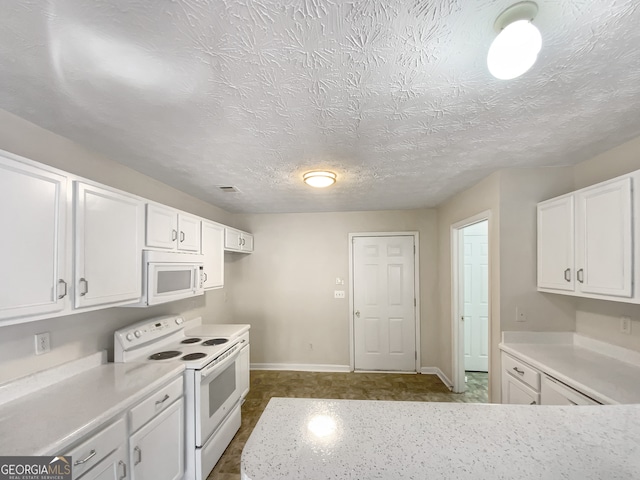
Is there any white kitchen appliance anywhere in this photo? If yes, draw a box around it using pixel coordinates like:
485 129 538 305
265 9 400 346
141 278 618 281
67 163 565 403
114 315 250 480
128 250 205 307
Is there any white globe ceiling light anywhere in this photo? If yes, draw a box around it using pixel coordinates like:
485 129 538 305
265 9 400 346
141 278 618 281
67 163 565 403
303 171 337 188
487 2 542 80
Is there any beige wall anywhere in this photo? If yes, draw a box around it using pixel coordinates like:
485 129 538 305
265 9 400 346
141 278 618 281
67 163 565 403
499 168 576 334
228 209 438 368
572 135 640 351
436 173 501 399
0 109 234 384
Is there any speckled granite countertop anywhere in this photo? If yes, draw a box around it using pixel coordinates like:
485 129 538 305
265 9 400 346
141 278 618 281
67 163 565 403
241 398 640 480
0 358 183 456
499 332 640 404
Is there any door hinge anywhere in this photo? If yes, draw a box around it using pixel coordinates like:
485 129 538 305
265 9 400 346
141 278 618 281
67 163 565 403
415 351 417 360
414 298 416 307
413 245 416 254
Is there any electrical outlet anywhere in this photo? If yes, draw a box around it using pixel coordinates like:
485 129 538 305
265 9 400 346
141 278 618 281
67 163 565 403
620 316 632 335
35 332 51 355
516 307 526 323
334 290 345 299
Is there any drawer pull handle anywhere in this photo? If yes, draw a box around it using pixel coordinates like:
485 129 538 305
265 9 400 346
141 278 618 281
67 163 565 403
563 268 571 282
513 367 525 376
134 446 142 465
58 279 68 299
577 268 584 284
530 400 537 405
155 394 170 406
180 231 185 243
79 278 89 296
74 449 96 465
171 229 178 241
118 460 127 479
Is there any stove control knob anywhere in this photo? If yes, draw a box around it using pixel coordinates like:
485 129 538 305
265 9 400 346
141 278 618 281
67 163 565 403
134 330 142 339
126 333 134 342
175 317 183 325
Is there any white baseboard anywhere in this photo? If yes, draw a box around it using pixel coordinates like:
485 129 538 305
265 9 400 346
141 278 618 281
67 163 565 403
250 363 351 373
420 367 453 390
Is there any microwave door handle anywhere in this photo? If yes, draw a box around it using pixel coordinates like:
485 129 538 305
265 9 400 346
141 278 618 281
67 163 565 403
201 345 241 380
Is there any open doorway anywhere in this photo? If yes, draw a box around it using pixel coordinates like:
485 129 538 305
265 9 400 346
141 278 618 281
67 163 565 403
451 213 490 401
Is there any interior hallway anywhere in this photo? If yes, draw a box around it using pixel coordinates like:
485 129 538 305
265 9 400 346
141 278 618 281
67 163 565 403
208 370 489 480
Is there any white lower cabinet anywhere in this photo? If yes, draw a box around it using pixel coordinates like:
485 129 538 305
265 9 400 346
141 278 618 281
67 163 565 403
78 446 128 480
128 376 184 480
501 353 540 405
540 375 601 405
65 418 127 480
129 399 184 480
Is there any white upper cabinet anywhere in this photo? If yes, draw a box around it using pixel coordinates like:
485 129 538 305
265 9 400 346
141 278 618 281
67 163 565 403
537 173 636 302
201 220 224 289
0 154 69 320
575 177 633 297
537 195 574 291
146 204 201 252
74 182 144 308
224 227 253 253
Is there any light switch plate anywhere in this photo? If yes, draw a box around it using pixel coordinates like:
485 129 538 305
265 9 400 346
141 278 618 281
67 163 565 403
621 316 632 335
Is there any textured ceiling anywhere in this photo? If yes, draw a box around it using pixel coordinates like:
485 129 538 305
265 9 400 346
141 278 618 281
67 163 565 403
1 1 640 213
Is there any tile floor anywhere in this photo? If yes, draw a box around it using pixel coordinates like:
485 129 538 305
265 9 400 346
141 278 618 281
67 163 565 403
207 370 488 480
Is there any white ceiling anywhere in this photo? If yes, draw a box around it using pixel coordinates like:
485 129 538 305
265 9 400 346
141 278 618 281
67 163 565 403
1 1 640 213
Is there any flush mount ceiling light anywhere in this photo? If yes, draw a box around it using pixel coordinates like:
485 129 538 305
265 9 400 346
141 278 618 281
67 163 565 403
303 171 337 188
487 2 542 80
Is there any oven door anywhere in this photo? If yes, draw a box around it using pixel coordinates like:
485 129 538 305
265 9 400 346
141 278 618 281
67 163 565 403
195 345 242 446
147 263 203 305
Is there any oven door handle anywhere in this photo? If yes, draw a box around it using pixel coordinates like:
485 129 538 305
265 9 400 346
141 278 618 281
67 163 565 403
200 341 244 380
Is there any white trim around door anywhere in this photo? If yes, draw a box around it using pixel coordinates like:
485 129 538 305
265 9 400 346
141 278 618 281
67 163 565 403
451 211 492 397
348 232 421 372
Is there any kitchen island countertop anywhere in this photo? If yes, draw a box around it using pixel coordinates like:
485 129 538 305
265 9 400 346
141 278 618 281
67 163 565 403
241 397 640 480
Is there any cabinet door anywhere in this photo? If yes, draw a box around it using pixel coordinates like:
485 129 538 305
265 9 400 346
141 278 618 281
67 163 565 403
77 446 128 480
237 344 250 399
241 233 254 252
74 183 144 308
224 228 243 251
177 213 200 252
201 221 224 289
130 398 184 480
537 195 574 291
502 373 539 405
0 157 68 320
576 177 632 297
146 204 178 250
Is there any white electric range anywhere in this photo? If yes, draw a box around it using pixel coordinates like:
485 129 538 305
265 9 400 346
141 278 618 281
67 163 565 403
114 315 250 480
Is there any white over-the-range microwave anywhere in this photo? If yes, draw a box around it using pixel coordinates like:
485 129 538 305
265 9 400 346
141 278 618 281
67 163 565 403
128 250 205 307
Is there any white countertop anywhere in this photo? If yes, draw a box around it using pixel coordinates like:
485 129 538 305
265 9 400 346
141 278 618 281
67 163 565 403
241 398 640 480
499 332 640 404
0 360 183 456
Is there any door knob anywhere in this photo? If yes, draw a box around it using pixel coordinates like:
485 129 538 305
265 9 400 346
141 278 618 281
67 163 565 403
355 310 360 318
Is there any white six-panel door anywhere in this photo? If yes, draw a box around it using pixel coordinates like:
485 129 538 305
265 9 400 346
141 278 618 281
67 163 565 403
353 236 416 372
463 221 489 372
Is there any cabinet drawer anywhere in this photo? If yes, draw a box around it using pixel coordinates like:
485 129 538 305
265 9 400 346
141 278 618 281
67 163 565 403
502 353 540 391
65 417 126 479
129 376 183 433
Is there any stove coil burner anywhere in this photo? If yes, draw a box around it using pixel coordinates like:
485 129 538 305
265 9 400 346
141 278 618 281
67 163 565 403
181 338 202 344
149 351 182 360
182 352 207 361
202 338 228 346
